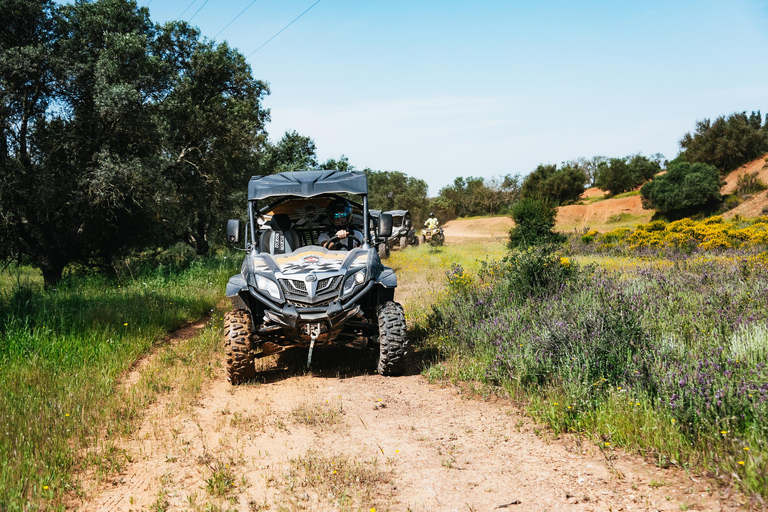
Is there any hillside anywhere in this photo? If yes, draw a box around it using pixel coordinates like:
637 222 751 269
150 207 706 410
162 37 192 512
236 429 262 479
722 153 768 219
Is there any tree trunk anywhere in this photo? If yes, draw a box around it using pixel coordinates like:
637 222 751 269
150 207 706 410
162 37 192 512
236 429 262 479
194 220 209 256
40 261 65 290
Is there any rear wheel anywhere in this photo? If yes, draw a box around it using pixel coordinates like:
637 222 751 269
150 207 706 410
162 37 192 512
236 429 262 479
223 309 256 384
411 235 419 246
376 301 408 376
419 234 426 245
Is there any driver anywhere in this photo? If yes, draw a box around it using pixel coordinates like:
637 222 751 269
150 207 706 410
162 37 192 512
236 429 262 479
319 198 364 250
425 211 439 229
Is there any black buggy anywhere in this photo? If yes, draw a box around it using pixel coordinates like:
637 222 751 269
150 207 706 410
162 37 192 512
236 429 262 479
385 209 419 250
224 170 408 383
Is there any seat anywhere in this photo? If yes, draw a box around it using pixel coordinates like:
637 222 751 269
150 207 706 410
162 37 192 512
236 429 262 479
260 214 301 254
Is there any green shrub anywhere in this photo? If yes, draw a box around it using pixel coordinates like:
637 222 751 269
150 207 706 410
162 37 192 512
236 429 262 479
508 198 564 248
736 173 768 197
640 161 722 216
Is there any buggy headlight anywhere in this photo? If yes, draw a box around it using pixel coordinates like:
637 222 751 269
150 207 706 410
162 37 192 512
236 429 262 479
342 270 366 297
256 276 281 301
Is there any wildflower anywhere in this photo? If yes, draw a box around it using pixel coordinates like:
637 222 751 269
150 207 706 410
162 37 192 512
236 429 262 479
332 470 337 474
43 486 48 490
671 419 675 423
395 449 400 453
744 447 750 451
553 402 558 406
721 431 727 435
124 323 128 326
738 461 745 465
65 413 70 417
605 442 611 446
567 406 571 409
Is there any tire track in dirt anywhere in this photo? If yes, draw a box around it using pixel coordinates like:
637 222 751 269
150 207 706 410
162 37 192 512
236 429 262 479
77 343 744 511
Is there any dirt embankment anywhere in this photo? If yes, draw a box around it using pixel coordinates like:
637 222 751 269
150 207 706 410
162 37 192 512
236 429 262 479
441 216 513 240
556 194 653 231
722 154 768 219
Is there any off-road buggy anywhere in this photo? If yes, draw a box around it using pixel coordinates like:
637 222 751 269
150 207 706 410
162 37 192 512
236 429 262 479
224 170 408 383
369 209 391 260
385 210 419 250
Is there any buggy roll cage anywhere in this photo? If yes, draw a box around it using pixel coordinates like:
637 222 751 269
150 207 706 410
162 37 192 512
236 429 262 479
245 170 372 252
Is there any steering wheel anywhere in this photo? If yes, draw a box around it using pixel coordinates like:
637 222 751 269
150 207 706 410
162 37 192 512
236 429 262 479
325 234 364 250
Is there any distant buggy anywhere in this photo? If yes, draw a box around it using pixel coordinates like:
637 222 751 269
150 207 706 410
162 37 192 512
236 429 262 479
385 210 419 250
224 170 408 383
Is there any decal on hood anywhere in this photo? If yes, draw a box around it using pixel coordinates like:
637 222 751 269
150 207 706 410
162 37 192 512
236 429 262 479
273 252 345 275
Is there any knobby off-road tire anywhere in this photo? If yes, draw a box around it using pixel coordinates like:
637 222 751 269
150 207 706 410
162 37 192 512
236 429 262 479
378 243 389 260
411 235 420 247
377 301 408 376
419 234 426 245
399 236 409 250
223 309 256 384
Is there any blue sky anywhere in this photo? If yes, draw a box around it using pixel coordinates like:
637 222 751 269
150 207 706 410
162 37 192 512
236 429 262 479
141 0 768 194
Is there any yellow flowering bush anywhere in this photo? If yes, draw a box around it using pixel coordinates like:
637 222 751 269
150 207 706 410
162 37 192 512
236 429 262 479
587 216 768 253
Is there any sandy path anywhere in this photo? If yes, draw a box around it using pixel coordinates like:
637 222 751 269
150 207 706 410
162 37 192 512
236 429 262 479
77 347 743 511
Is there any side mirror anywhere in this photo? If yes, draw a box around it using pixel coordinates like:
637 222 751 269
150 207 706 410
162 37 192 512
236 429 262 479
378 213 393 238
226 219 241 244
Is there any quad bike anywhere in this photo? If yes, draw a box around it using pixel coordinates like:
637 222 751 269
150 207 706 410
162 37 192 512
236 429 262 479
420 227 444 246
385 210 419 250
224 170 408 384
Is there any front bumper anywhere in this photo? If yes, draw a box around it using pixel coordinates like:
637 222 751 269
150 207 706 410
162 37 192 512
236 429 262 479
253 280 374 331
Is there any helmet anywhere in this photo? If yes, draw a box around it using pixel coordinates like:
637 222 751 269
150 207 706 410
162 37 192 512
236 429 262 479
429 212 435 217
328 198 352 228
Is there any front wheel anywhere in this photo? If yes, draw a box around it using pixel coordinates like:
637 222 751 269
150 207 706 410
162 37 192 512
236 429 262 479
223 310 256 384
419 234 426 245
377 301 408 376
399 236 409 250
377 243 388 260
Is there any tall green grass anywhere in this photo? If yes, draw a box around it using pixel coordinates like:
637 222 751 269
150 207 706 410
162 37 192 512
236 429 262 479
408 245 768 502
0 254 239 510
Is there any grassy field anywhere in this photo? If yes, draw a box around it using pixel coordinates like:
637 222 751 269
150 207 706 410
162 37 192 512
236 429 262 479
0 255 239 510
403 242 768 501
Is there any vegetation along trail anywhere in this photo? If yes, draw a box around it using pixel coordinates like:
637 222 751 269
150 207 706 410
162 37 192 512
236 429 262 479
74 236 743 512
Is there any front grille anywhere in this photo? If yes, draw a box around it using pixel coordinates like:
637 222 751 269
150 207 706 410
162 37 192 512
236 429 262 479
317 275 342 293
293 297 336 309
279 279 308 296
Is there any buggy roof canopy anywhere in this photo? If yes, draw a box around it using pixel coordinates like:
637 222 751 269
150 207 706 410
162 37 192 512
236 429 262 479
248 170 368 201
384 210 409 217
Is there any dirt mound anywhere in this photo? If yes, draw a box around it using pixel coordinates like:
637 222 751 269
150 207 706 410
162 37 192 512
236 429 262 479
442 216 513 238
721 153 768 219
721 154 768 195
580 187 605 199
557 195 653 230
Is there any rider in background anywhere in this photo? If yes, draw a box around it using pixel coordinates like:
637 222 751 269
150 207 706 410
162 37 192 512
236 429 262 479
319 198 364 250
425 211 439 229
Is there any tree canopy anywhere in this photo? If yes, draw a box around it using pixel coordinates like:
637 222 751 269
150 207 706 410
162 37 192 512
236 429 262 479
680 111 768 174
0 0 269 285
520 163 587 204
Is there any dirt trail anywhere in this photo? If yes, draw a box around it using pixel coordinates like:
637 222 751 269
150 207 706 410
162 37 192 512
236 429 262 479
76 247 744 511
